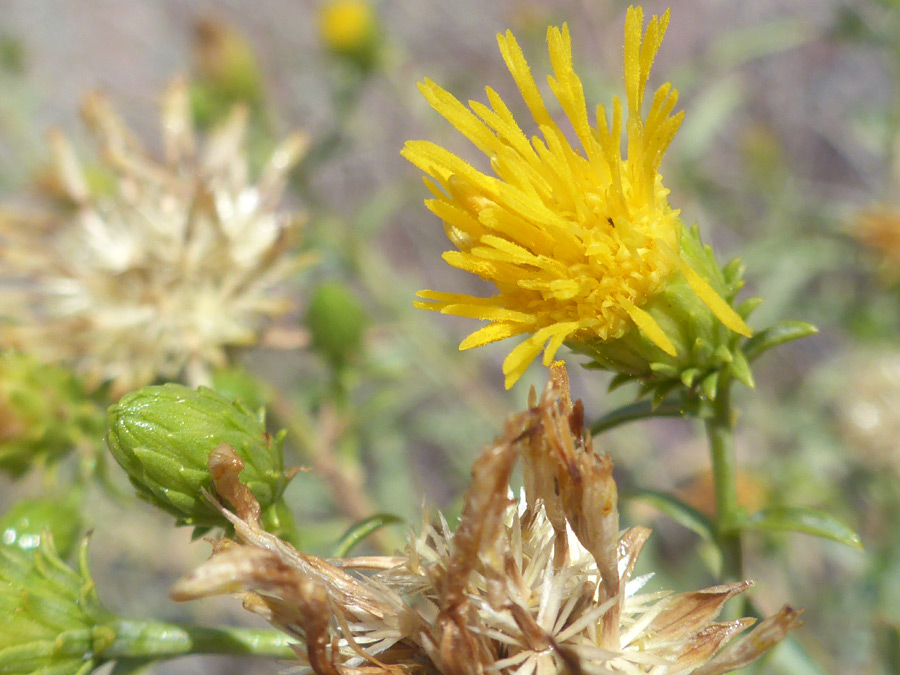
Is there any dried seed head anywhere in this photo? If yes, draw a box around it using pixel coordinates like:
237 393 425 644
172 367 800 674
0 79 309 396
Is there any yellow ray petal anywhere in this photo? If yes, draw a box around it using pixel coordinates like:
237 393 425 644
460 321 530 350
622 299 676 356
673 258 752 337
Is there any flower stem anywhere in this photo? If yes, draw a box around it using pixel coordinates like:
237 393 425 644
704 372 744 590
103 619 296 662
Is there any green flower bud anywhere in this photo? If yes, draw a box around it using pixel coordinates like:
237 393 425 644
0 492 83 559
306 281 367 368
570 225 756 402
0 352 105 477
107 385 290 529
0 537 114 675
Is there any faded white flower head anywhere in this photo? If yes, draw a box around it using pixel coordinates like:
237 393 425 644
171 365 802 674
0 78 309 395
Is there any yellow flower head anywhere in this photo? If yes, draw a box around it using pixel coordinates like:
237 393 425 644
317 0 377 55
404 7 751 388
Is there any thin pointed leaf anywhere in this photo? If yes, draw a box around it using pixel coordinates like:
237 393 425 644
743 506 862 549
743 321 818 361
607 373 634 391
589 399 687 435
624 488 716 543
333 513 403 557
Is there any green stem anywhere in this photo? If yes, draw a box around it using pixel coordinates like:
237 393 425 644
703 371 744 589
103 619 296 661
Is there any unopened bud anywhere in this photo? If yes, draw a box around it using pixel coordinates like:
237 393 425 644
306 281 367 368
107 384 290 529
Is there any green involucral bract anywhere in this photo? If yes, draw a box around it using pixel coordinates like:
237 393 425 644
107 384 290 529
0 537 114 675
568 223 756 403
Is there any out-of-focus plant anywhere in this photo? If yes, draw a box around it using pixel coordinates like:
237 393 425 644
0 351 104 477
0 79 310 396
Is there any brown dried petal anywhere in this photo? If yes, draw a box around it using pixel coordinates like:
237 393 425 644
440 437 518 612
617 526 652 585
169 544 297 602
648 582 753 643
692 605 804 675
295 578 342 675
670 619 755 671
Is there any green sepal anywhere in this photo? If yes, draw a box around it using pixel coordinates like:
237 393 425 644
701 371 719 400
680 367 701 388
742 506 863 549
742 320 819 362
736 296 763 319
729 349 755 389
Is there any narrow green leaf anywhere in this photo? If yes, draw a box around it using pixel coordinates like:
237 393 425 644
333 513 403 557
624 488 716 543
743 506 862 549
743 321 818 361
589 400 687 435
607 373 633 392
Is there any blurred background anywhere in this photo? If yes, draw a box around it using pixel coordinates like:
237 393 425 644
1 0 899 672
